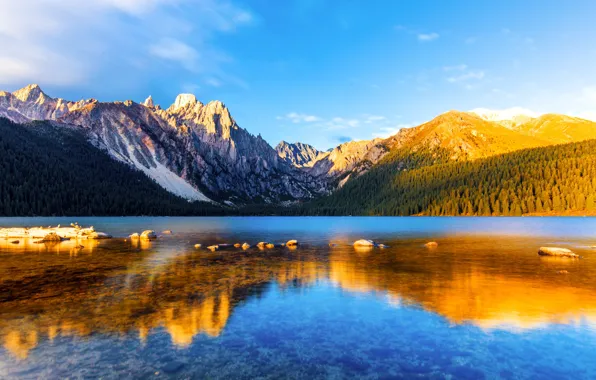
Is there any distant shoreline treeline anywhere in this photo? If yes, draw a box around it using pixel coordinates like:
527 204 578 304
2 117 596 217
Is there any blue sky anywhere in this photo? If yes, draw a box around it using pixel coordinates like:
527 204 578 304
1 0 596 149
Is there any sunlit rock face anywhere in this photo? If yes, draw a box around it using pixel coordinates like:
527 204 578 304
0 85 329 203
309 139 389 179
0 84 94 122
276 139 389 187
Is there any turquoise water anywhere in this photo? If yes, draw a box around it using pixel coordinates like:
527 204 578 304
1 217 596 379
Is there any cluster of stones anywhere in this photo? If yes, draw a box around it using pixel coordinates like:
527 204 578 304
129 230 158 241
195 239 300 252
0 223 112 244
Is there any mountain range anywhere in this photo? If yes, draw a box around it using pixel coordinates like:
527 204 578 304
2 84 596 214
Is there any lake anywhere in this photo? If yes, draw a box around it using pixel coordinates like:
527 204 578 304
1 217 596 379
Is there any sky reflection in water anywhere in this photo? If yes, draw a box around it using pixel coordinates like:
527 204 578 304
1 217 596 379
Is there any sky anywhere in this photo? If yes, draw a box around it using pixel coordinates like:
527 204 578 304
1 0 596 150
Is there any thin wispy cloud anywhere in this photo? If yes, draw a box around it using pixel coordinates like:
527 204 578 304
205 78 223 87
417 32 439 42
447 70 485 83
149 38 200 71
278 111 410 140
277 112 321 123
443 64 468 72
395 25 439 43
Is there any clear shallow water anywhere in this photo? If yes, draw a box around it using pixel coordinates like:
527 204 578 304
1 217 596 379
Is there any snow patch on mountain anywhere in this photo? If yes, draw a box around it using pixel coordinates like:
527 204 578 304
141 161 211 202
108 126 212 203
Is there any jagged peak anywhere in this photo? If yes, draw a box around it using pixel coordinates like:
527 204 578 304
142 95 154 108
171 93 197 110
205 100 226 110
12 83 50 102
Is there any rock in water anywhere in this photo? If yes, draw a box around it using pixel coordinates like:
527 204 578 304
10 240 19 244
234 243 241 248
89 232 112 239
162 361 184 374
41 232 63 242
242 243 251 250
194 244 202 249
538 247 580 258
286 240 299 247
425 242 438 248
378 244 390 248
353 239 376 247
140 230 157 240
129 233 140 239
256 242 268 249
266 243 275 249
207 245 219 251
162 230 173 235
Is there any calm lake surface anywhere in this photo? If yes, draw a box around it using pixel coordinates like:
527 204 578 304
1 217 596 379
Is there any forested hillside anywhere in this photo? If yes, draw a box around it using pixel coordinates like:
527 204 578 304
0 118 221 216
303 139 596 216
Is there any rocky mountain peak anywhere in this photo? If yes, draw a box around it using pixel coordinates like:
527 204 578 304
276 141 324 168
142 95 154 108
171 93 197 111
12 84 49 103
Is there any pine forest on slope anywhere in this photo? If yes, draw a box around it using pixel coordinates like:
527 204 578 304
2 84 596 216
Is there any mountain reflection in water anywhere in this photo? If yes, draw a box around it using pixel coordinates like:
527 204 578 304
1 232 596 363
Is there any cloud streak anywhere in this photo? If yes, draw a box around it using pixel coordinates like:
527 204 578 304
0 0 254 87
277 111 413 139
417 32 439 42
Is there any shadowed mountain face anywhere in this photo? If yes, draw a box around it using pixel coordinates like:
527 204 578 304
0 85 328 204
275 141 325 168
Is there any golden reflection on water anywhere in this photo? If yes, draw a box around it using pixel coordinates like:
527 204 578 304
1 235 596 359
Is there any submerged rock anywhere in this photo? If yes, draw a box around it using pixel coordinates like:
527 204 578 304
162 361 185 374
207 245 219 251
162 230 173 235
538 247 579 258
378 244 390 248
425 242 438 248
140 230 157 240
10 240 19 244
234 243 241 248
218 244 233 248
194 243 202 249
